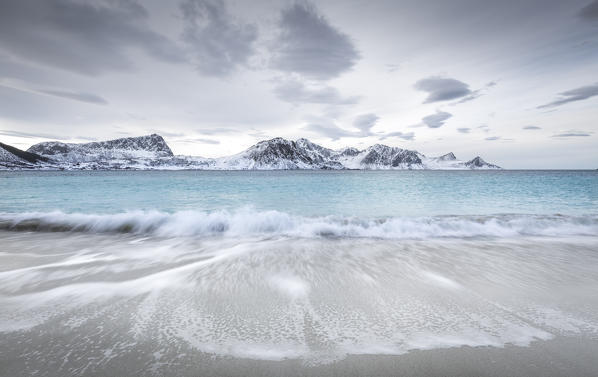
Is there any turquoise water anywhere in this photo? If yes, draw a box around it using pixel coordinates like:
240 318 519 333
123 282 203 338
1 170 597 216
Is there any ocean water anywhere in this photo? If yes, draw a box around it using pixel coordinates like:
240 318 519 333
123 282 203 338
1 170 598 376
1 170 597 216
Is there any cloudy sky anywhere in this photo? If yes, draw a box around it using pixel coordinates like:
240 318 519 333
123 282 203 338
0 0 597 168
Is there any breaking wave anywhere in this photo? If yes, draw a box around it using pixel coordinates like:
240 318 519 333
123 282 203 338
0 209 597 239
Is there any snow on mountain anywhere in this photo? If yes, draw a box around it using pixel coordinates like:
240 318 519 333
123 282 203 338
2 134 502 170
337 144 425 169
212 138 343 170
435 152 457 161
27 134 173 166
464 156 501 169
0 142 52 169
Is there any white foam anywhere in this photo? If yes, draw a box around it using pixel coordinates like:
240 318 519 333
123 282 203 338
0 209 596 239
269 275 310 299
1 235 597 364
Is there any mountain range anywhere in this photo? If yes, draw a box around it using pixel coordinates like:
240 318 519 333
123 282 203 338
0 134 501 170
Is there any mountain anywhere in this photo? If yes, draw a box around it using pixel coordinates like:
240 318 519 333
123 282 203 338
26 134 174 169
1 134 502 170
464 156 501 169
212 138 343 170
0 142 51 169
336 144 425 169
435 152 456 161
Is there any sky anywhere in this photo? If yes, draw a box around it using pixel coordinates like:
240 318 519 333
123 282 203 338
0 0 597 168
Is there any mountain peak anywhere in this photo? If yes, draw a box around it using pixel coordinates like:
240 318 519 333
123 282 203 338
437 152 457 161
465 156 501 169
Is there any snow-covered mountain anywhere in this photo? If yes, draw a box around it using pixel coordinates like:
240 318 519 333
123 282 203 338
25 134 173 169
0 142 52 169
1 134 501 170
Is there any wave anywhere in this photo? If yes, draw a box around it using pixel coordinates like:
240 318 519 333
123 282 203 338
0 209 597 239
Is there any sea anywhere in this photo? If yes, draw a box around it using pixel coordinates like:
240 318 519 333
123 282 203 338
0 170 597 376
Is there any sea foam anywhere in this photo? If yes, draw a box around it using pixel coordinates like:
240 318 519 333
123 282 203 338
0 209 596 239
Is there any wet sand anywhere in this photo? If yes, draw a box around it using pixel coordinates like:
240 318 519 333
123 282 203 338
2 336 598 376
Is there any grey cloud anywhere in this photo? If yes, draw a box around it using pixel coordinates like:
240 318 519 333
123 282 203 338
414 77 472 103
478 125 490 133
523 126 542 130
272 2 360 80
179 137 220 144
0 81 108 105
248 129 269 139
38 89 108 105
552 131 591 137
196 138 220 144
538 83 598 108
196 127 238 135
579 0 598 21
306 113 415 141
303 113 377 140
386 64 400 73
150 130 186 138
422 111 452 128
454 90 482 104
457 128 470 133
0 0 184 75
379 131 415 141
303 123 356 141
453 80 497 104
353 113 379 133
0 129 69 140
484 136 514 141
180 0 257 76
273 79 359 105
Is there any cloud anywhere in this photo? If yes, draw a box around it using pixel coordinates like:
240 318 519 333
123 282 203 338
422 111 452 128
0 129 69 140
196 127 239 135
0 0 184 75
353 113 379 133
414 77 472 103
485 136 514 142
379 131 415 141
178 137 220 144
303 113 376 140
272 2 359 80
180 0 258 76
454 91 482 104
305 113 415 141
303 123 356 141
457 128 470 133
150 130 186 138
273 79 359 105
523 126 542 130
196 138 220 144
538 83 598 108
37 89 108 105
0 80 108 105
386 64 400 73
552 131 591 137
579 0 598 21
